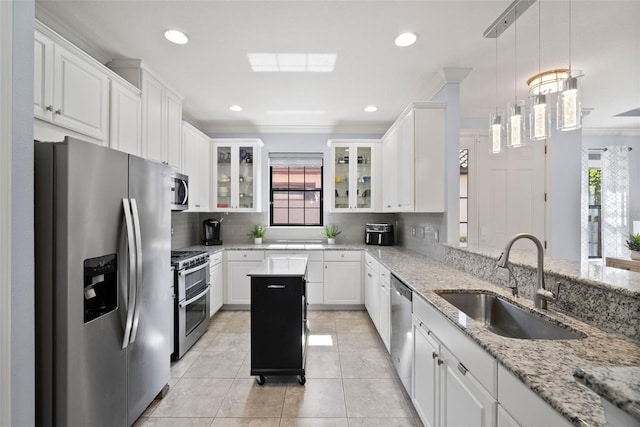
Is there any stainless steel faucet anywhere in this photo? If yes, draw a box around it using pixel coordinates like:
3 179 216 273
496 233 557 309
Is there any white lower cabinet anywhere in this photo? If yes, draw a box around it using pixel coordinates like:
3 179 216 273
226 251 265 305
498 364 572 427
209 252 223 317
364 263 380 329
413 294 497 427
439 345 496 427
498 404 520 427
378 267 391 351
323 251 362 304
413 316 440 427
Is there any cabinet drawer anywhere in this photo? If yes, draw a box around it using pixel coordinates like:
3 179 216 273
413 294 497 397
226 250 265 261
324 250 361 262
364 253 380 274
209 251 223 265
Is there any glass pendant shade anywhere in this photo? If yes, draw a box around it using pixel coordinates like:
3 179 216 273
557 76 582 131
490 113 505 154
507 102 527 148
529 94 550 140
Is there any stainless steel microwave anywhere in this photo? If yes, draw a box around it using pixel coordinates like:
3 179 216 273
171 172 189 211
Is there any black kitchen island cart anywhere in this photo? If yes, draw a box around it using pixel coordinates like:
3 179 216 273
247 255 309 385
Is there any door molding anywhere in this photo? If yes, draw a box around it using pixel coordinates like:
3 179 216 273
0 1 13 424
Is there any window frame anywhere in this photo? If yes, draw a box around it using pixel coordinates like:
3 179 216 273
269 164 324 227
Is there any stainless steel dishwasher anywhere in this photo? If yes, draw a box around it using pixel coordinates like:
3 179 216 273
390 274 412 394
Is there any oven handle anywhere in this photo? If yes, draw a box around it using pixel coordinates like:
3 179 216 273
121 199 136 349
179 285 210 308
178 260 210 277
129 198 143 344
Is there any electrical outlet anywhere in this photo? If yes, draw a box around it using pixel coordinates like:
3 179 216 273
421 227 426 238
171 227 174 236
412 227 416 236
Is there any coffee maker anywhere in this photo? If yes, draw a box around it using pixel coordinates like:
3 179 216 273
202 219 223 245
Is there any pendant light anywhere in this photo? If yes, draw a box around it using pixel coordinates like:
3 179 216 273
490 34 505 154
557 0 582 131
529 0 550 141
507 5 526 148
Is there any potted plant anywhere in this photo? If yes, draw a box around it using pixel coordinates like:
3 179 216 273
625 233 640 260
248 225 266 245
325 224 341 245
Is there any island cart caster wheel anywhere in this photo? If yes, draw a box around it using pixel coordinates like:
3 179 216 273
298 375 306 385
256 376 266 385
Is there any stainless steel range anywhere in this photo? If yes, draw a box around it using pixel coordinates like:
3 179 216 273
171 250 210 359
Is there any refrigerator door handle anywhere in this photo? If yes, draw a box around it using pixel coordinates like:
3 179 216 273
129 198 143 343
122 198 137 349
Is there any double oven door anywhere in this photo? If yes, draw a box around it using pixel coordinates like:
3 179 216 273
175 261 210 359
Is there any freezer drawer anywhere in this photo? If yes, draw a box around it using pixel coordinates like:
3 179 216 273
250 276 308 383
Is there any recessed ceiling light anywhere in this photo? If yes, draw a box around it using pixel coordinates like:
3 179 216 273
164 29 189 45
395 32 417 47
364 105 378 113
229 105 243 112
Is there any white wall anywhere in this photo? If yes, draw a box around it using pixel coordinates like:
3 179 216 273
10 1 35 425
431 82 462 245
0 1 13 424
548 128 583 261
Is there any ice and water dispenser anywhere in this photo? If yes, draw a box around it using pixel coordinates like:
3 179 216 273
83 254 118 323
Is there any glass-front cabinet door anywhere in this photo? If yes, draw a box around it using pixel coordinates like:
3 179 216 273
328 139 380 212
212 139 263 212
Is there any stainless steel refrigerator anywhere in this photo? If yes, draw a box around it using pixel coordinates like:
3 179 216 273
35 137 172 426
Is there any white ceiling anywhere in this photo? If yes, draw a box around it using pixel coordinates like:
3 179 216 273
36 0 640 134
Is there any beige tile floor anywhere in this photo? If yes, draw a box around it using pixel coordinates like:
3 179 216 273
135 310 423 427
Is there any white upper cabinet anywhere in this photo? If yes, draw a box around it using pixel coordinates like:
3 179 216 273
34 25 110 143
109 79 142 156
211 139 263 212
108 60 184 170
182 122 210 212
328 139 381 212
382 102 445 212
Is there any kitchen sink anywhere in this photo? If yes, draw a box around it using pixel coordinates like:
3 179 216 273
435 291 586 340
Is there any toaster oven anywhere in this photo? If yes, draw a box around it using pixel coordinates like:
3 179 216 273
365 223 394 246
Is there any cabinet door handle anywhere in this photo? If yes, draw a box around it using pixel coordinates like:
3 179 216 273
367 273 372 278
457 362 468 375
55 108 62 115
45 105 53 112
432 352 438 359
437 359 444 366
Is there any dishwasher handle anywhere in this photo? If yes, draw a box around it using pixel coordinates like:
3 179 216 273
391 274 412 301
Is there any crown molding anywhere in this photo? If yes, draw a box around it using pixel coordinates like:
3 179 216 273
35 5 112 65
198 120 391 135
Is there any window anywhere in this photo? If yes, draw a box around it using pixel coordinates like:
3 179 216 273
270 154 323 226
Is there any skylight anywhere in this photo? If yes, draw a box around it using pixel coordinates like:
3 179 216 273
248 53 336 72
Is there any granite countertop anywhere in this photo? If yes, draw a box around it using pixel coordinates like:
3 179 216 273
247 254 308 277
574 366 640 421
182 242 368 253
367 246 640 427
178 243 640 426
